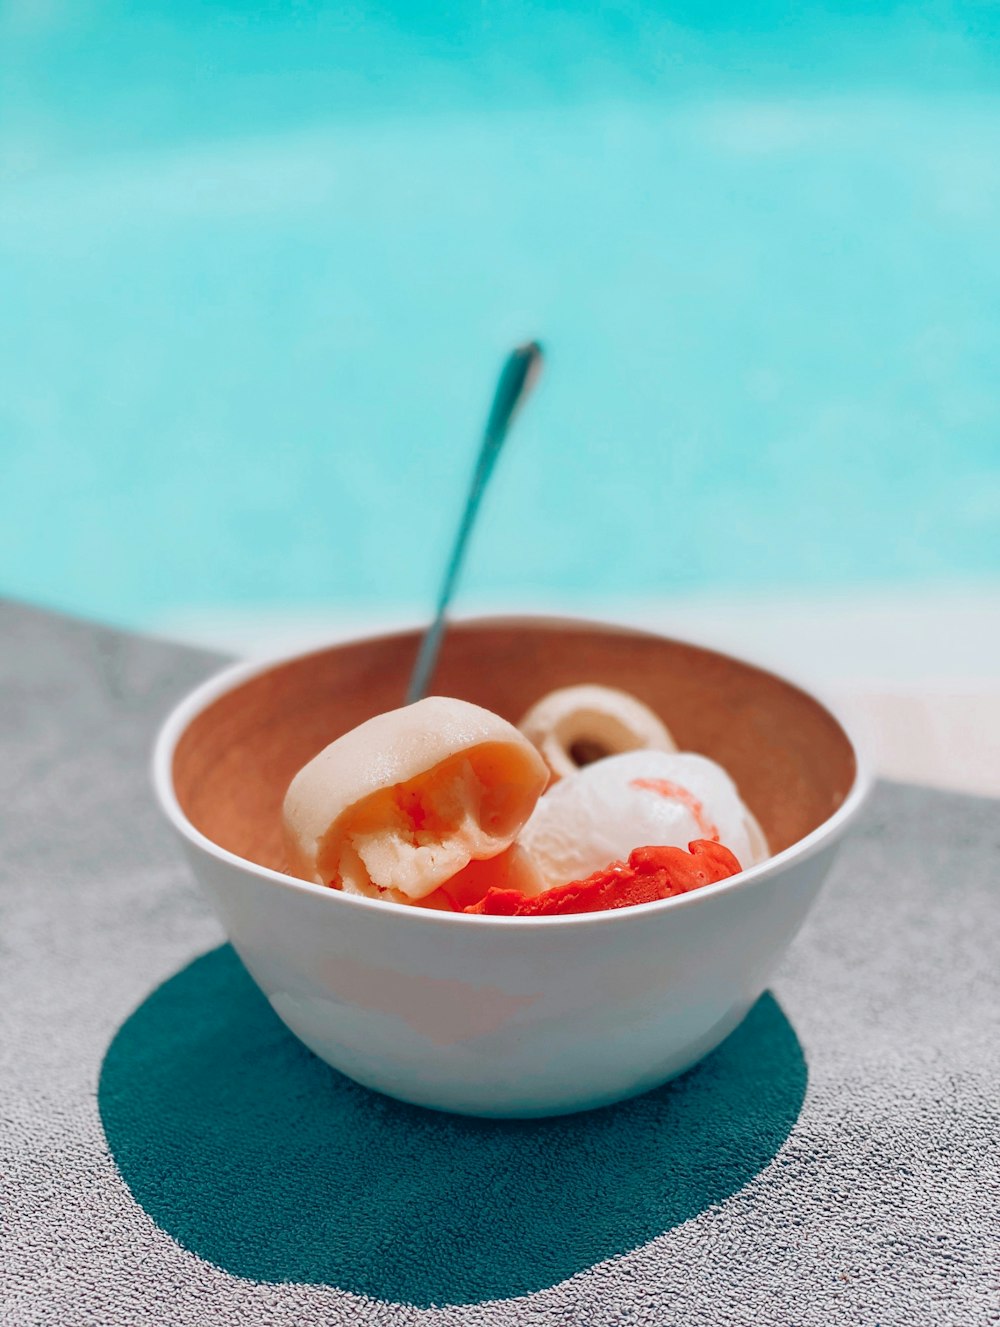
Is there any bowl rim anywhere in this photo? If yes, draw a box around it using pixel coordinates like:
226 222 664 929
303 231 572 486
152 612 874 929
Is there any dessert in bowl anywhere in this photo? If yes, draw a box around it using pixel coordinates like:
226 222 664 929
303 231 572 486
153 616 870 1117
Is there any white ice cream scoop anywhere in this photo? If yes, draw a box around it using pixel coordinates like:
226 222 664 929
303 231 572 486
519 684 676 782
283 696 548 901
517 749 769 889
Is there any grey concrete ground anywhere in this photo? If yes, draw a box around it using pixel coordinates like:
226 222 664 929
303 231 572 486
2 599 997 1326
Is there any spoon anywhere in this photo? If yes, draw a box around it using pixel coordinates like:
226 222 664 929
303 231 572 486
405 340 545 704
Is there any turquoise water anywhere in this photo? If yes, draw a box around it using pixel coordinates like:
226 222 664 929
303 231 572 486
2 4 999 630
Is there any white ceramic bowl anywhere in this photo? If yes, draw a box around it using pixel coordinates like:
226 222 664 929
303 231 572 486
153 616 870 1118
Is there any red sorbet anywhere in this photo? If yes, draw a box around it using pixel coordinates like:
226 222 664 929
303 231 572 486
466 839 742 916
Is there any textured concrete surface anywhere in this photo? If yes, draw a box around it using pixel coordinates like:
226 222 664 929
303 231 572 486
1 599 997 1325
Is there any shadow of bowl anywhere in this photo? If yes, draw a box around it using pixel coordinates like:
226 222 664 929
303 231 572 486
100 944 806 1306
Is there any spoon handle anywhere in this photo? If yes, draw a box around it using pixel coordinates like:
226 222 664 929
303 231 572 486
406 340 544 704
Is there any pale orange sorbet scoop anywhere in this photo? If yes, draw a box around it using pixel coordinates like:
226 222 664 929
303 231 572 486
282 696 548 904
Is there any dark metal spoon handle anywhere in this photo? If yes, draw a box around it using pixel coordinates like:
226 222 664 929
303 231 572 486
405 341 544 704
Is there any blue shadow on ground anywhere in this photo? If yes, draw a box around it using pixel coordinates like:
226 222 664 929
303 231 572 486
99 944 806 1306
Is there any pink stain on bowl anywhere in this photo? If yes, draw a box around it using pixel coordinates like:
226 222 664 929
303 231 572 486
318 954 540 1047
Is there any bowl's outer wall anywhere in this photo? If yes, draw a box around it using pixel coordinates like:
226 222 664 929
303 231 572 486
182 835 841 1116
172 620 857 876
166 618 860 1115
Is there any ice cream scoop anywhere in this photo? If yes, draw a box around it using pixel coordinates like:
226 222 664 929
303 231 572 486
283 696 548 901
518 749 769 890
519 684 676 782
469 840 743 916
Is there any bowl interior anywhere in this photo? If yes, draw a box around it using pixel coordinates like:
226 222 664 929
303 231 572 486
172 618 858 875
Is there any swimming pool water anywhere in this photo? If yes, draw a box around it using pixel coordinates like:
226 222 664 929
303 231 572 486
2 4 998 632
